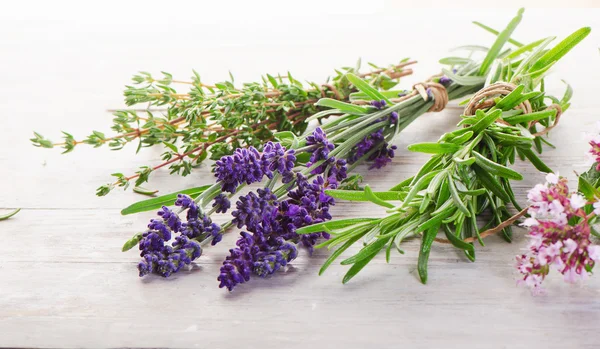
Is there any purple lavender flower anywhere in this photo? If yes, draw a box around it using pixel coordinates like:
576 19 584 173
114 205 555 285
212 194 231 214
398 90 409 97
137 194 220 277
231 188 279 234
370 99 387 110
217 231 259 291
326 158 348 189
157 206 181 233
219 170 346 291
262 141 296 179
369 144 397 170
306 127 335 173
439 76 452 86
426 88 434 100
254 239 298 277
138 235 202 278
214 146 264 193
389 111 399 124
349 129 385 163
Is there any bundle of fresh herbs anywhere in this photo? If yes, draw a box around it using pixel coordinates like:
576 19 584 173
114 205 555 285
296 13 590 287
31 61 414 196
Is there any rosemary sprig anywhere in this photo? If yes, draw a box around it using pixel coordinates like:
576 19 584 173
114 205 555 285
296 12 590 285
31 60 414 196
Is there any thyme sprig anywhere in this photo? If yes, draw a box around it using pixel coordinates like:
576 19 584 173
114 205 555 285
295 11 590 285
31 60 414 196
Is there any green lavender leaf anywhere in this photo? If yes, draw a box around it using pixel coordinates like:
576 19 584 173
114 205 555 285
345 73 392 104
561 80 573 105
504 38 548 60
324 189 403 202
314 98 370 115
472 20 524 47
364 185 395 209
441 69 486 86
407 142 460 154
478 8 524 75
121 185 212 215
295 218 378 235
0 208 20 221
439 57 474 65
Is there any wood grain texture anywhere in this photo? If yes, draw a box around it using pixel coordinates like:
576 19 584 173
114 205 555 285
2 4 600 349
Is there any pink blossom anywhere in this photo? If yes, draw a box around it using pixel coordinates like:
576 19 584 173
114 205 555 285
569 194 586 210
517 176 600 294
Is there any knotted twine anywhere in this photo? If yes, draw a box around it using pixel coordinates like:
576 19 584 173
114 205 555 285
435 82 563 244
352 80 449 113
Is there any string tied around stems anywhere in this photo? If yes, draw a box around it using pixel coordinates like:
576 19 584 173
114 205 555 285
463 82 562 136
351 79 449 113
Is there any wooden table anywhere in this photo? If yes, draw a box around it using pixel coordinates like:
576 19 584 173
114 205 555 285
2 4 600 348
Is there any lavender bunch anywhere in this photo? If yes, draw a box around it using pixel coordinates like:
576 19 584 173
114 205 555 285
31 60 414 196
297 10 590 285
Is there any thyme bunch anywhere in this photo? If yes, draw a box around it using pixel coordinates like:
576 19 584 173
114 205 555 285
31 60 414 196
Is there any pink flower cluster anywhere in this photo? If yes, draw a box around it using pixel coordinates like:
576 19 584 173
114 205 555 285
589 132 600 170
517 173 600 293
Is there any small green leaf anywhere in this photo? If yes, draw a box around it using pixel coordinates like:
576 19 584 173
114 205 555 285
319 234 362 275
122 233 143 252
295 218 378 235
314 98 369 115
0 208 21 221
472 151 523 180
472 165 511 202
447 174 470 216
133 186 159 196
407 142 460 154
121 185 212 215
418 224 440 284
443 225 475 261
530 27 591 73
364 185 395 209
345 73 392 104
342 249 379 284
325 189 403 202
503 109 556 125
472 109 503 133
441 69 486 86
478 8 524 75
578 173 600 201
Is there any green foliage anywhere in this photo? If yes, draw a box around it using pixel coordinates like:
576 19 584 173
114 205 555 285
309 11 589 285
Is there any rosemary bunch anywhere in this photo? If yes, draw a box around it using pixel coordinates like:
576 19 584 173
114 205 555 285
31 60 414 196
296 13 590 285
